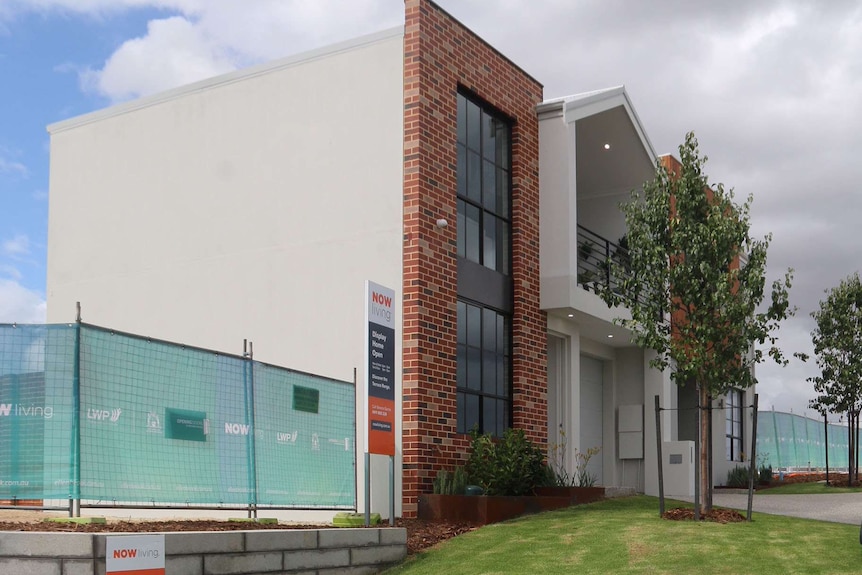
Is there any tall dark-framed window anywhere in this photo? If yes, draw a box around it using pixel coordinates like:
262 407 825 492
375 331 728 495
455 91 513 437
726 389 743 461
456 299 510 437
456 92 511 274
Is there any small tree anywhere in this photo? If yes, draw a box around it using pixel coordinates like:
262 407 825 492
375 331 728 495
600 132 794 514
808 273 862 486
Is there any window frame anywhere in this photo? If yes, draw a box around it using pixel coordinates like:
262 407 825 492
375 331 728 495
456 298 512 437
456 91 513 275
726 389 744 462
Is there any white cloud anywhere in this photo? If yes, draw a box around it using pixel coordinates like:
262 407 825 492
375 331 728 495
0 279 46 323
81 15 237 101
75 0 399 102
2 234 31 258
0 156 27 177
0 264 22 280
2 0 203 18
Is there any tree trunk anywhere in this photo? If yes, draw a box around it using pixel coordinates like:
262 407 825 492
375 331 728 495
698 385 710 513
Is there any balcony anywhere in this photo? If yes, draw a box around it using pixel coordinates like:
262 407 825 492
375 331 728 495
577 224 630 297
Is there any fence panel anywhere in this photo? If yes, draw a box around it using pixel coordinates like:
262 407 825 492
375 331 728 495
0 324 77 500
78 325 251 504
758 411 856 470
253 363 355 508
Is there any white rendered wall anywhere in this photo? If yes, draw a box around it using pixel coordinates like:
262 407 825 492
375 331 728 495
47 29 405 519
538 108 576 311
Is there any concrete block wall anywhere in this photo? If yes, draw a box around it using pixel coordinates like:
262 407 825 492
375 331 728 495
0 527 407 574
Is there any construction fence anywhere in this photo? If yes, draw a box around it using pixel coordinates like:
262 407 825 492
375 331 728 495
0 323 355 510
757 410 858 471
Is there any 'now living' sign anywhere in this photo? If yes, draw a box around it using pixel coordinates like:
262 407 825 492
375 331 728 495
366 281 396 456
106 534 165 575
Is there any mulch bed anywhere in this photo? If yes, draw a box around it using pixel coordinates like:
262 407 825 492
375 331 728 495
662 507 746 523
0 517 476 555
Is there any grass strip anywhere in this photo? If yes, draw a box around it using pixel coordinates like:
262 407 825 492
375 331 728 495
385 496 861 575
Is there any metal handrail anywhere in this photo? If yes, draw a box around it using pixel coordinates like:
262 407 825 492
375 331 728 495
576 224 630 296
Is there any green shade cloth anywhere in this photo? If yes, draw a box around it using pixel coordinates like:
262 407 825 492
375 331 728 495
0 323 355 509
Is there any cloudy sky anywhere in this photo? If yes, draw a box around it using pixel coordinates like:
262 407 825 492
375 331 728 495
1 0 859 417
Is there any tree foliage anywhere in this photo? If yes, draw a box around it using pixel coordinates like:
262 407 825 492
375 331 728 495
600 132 794 397
808 273 862 485
808 273 862 416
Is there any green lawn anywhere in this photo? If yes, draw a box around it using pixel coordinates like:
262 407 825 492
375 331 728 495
385 496 861 575
759 482 862 495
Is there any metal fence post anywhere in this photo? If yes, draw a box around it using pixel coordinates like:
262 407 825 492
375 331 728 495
244 340 258 519
747 394 758 521
655 395 665 517
71 302 82 517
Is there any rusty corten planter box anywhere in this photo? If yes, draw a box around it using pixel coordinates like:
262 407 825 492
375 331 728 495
418 494 573 525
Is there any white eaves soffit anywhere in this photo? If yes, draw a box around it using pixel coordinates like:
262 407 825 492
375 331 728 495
570 87 656 200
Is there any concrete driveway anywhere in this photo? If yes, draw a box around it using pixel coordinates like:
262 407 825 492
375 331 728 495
709 492 862 525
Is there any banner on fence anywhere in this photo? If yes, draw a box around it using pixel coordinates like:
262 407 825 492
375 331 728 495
0 322 355 509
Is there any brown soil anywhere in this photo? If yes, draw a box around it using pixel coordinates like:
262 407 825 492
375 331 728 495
0 511 475 555
662 508 746 523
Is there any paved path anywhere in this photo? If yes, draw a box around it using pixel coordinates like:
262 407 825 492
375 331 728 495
708 492 862 525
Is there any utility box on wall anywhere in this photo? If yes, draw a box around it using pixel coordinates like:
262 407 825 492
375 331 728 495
663 440 695 497
618 404 643 459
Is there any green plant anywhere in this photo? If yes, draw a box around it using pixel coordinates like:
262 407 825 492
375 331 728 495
575 446 601 487
432 465 468 495
546 428 601 487
758 464 773 485
547 426 576 487
465 428 496 494
578 240 594 262
726 465 751 488
465 427 547 496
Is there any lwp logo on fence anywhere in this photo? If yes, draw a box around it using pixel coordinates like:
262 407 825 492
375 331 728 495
107 534 164 575
366 281 396 456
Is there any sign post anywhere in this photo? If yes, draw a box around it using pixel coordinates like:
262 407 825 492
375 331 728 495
365 281 396 526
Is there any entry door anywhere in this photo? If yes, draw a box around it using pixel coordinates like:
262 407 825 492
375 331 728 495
579 355 603 485
547 336 566 450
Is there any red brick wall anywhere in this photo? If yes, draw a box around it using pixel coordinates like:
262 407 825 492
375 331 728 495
402 0 546 517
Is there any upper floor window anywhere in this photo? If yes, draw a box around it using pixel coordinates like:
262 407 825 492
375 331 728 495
456 92 511 274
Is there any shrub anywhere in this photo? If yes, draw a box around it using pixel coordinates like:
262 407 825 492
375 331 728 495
726 466 751 488
432 465 468 495
758 464 773 485
466 427 548 496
